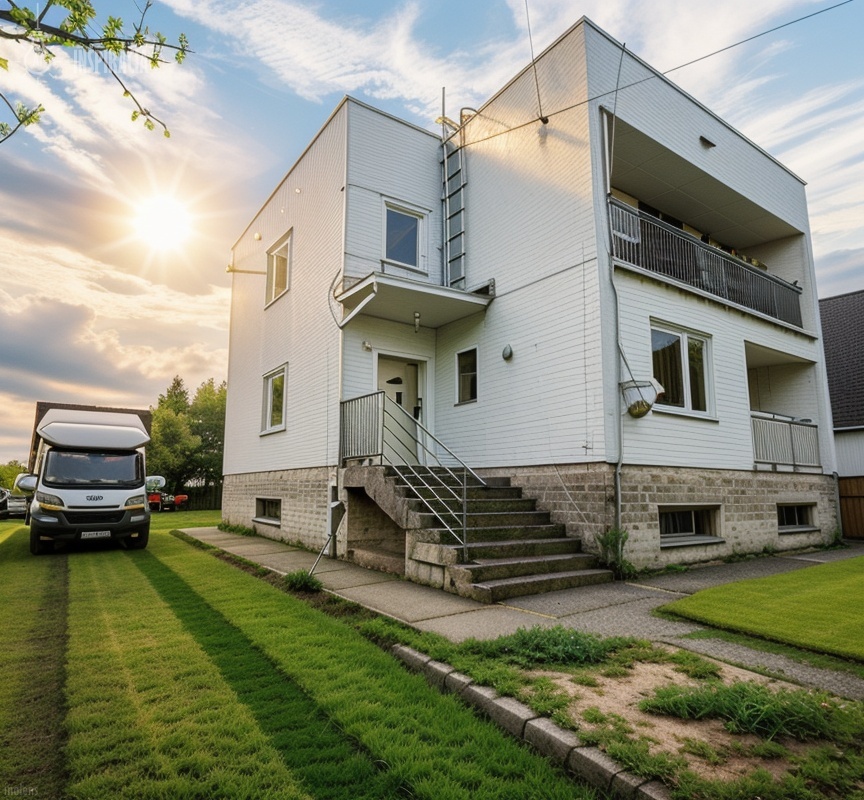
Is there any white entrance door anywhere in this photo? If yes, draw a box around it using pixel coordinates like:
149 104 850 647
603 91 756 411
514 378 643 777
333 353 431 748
378 356 422 463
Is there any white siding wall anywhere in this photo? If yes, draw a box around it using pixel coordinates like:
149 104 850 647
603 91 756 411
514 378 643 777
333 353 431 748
582 23 810 233
344 102 443 285
836 431 864 477
433 23 607 467
616 270 835 472
224 103 347 475
580 20 828 469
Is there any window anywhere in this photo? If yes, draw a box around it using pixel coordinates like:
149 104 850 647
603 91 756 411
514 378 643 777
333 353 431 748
651 326 710 413
266 231 291 304
262 366 287 433
777 504 815 533
457 348 477 403
255 498 281 525
385 204 423 268
659 507 719 542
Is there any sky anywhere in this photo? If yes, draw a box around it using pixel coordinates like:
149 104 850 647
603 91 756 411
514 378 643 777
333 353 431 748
0 0 862 464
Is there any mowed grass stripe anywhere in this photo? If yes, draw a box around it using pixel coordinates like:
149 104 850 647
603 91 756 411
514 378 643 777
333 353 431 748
0 527 69 798
133 550 408 799
158 532 594 800
663 556 864 661
65 547 312 799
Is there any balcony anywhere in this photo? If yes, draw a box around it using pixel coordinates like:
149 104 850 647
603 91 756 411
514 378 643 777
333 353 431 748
609 200 802 328
751 412 820 470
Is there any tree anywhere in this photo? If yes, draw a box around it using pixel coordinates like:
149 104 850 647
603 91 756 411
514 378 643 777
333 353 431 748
147 405 200 492
0 459 27 489
0 1 188 144
158 374 190 416
147 376 226 493
188 378 227 488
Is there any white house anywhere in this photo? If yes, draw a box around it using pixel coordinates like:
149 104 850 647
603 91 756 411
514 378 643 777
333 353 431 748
222 18 838 600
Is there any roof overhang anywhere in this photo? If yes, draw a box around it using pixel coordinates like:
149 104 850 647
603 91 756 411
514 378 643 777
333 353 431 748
336 272 493 328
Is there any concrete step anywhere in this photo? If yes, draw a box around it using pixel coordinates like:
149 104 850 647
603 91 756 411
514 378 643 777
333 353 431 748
414 511 554 529
407 485 523 501
455 553 599 582
472 568 614 603
388 467 510 489
409 497 538 514
421 524 568 543
456 537 585 561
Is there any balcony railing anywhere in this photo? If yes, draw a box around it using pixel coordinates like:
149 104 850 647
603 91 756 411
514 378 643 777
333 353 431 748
751 412 820 469
609 200 803 327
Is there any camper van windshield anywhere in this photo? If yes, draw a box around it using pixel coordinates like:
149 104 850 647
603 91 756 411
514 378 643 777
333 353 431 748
44 450 142 487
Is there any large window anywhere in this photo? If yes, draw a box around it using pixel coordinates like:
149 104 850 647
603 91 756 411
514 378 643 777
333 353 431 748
262 365 287 434
266 231 291 304
385 203 423 268
457 348 477 404
651 325 710 413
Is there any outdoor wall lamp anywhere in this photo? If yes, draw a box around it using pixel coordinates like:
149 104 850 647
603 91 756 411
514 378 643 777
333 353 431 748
362 340 372 351
414 312 420 333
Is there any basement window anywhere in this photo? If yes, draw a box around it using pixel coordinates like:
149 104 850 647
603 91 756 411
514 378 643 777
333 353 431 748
255 498 281 527
659 506 723 548
777 504 817 534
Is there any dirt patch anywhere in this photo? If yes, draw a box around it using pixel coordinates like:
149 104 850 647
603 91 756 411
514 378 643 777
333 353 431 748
530 649 818 784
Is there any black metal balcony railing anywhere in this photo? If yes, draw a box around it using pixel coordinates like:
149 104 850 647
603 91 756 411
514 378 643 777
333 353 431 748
609 201 803 327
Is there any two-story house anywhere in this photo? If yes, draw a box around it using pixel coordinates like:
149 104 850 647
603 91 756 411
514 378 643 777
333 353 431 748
222 17 838 601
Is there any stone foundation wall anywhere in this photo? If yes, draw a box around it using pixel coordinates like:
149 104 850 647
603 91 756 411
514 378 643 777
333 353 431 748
222 466 335 550
479 463 838 571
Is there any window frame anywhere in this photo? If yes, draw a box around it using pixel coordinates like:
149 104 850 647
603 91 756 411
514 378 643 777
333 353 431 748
254 497 281 527
658 505 723 547
261 364 287 435
650 322 713 416
777 503 817 534
456 347 478 405
266 230 292 306
383 200 427 272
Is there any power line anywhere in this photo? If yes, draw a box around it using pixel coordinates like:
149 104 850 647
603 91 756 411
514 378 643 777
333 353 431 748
452 0 856 149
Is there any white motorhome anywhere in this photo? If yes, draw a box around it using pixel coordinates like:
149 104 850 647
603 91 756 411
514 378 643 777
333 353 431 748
16 403 153 555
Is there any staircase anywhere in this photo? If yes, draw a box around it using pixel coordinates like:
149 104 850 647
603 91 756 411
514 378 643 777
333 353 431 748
389 466 613 603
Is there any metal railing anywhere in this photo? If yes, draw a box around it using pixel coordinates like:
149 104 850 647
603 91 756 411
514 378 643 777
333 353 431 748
340 391 485 557
751 412 820 469
609 200 803 327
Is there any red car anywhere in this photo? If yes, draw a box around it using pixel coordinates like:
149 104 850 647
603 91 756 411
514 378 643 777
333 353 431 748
147 490 188 512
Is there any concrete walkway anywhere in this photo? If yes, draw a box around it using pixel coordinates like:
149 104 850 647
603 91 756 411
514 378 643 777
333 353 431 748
182 528 864 700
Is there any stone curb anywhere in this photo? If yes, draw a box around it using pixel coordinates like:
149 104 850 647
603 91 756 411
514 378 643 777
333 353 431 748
391 644 672 800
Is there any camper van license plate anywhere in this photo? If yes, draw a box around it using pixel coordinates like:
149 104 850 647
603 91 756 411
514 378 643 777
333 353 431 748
81 530 112 539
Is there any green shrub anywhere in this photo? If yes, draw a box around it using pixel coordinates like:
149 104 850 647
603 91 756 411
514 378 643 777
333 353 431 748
283 570 323 593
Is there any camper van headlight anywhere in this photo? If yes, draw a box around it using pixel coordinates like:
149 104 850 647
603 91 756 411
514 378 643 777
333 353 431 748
125 494 146 509
36 491 64 510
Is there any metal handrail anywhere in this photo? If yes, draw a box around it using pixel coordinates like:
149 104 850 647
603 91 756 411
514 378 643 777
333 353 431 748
609 199 803 327
340 391 484 558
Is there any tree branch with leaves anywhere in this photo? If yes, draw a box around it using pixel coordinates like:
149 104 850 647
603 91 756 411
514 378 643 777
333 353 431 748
0 0 188 143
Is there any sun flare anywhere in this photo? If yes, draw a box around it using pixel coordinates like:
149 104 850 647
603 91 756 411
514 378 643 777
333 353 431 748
133 194 193 252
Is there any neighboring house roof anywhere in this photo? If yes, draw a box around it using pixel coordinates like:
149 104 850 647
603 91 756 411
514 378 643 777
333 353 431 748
820 289 864 429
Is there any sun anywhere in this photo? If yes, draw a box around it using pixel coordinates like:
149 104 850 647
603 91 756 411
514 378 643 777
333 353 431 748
133 194 193 252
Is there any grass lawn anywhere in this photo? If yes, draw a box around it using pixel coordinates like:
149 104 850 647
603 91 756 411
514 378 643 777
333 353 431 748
660 556 864 661
0 514 594 800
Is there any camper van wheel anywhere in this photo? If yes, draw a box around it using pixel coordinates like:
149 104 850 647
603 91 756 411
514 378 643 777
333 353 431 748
29 527 53 556
126 529 149 550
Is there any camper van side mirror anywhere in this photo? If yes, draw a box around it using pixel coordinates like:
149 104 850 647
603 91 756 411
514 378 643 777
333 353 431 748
14 474 38 494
